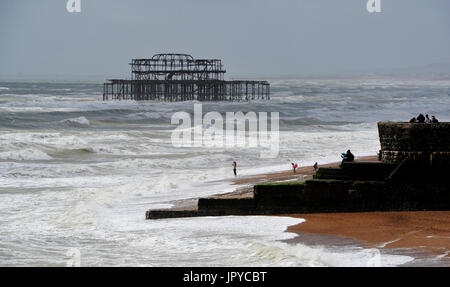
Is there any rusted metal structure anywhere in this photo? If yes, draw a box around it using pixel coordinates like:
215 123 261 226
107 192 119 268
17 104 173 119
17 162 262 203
103 54 270 101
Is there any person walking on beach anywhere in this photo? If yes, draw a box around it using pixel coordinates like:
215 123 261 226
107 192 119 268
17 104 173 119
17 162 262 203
313 162 319 172
291 163 298 174
232 161 237 177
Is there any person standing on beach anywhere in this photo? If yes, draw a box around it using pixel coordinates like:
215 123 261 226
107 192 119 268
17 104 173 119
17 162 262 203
313 162 319 172
232 161 237 177
292 163 297 174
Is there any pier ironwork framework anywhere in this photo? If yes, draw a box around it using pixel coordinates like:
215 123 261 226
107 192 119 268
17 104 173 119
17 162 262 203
103 54 270 101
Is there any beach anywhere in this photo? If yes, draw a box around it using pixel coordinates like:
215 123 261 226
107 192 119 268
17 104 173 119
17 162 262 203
152 155 450 264
284 211 450 260
162 154 450 264
226 156 450 263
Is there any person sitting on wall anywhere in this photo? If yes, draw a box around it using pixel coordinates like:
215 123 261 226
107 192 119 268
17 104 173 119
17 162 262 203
425 114 432 124
417 114 426 123
432 116 439 124
409 117 417 123
340 150 354 167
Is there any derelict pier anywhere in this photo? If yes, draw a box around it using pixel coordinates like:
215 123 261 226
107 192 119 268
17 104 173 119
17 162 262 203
103 54 270 102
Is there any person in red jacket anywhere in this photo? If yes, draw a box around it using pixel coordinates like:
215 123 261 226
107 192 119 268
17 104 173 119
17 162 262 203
292 162 298 174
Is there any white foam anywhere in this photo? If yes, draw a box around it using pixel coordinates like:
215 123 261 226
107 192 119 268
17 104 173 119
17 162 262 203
0 149 52 161
435 251 450 259
247 241 414 267
126 112 165 120
0 132 90 152
0 106 82 113
81 215 413 267
62 116 90 126
377 238 402 248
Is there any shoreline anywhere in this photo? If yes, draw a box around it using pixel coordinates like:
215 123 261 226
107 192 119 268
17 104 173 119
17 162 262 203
160 156 450 263
234 157 449 261
283 211 450 262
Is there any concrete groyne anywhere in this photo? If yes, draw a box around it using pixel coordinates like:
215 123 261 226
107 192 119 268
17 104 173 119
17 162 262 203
146 122 450 219
378 122 450 164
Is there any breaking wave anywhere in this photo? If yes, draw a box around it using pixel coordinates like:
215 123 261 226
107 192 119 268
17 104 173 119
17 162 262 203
61 116 90 126
0 149 52 161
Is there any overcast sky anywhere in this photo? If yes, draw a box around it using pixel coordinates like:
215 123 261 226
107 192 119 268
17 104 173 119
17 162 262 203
1 0 449 78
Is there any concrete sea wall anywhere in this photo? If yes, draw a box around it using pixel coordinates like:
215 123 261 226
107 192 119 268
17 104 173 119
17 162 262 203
378 122 450 164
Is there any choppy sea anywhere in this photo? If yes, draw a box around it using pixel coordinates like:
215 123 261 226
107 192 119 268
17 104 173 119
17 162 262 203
0 77 449 266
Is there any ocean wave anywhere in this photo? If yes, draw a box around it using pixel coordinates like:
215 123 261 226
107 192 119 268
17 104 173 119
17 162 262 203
5 165 96 179
46 147 97 159
0 149 52 161
125 112 166 121
61 116 90 126
0 132 88 148
0 106 82 113
247 241 414 267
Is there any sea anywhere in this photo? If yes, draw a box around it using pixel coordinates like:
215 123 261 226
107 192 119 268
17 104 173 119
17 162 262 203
0 77 449 266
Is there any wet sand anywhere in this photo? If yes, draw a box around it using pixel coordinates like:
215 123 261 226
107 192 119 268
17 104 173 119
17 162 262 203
284 211 450 260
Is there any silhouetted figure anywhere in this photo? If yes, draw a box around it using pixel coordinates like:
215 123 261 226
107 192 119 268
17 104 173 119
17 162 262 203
340 150 354 167
432 116 439 124
409 117 417 123
313 162 319 172
417 114 425 123
425 114 431 124
232 161 237 177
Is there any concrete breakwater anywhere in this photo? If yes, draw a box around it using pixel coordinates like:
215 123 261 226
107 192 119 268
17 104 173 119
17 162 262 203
146 122 450 219
379 122 450 164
